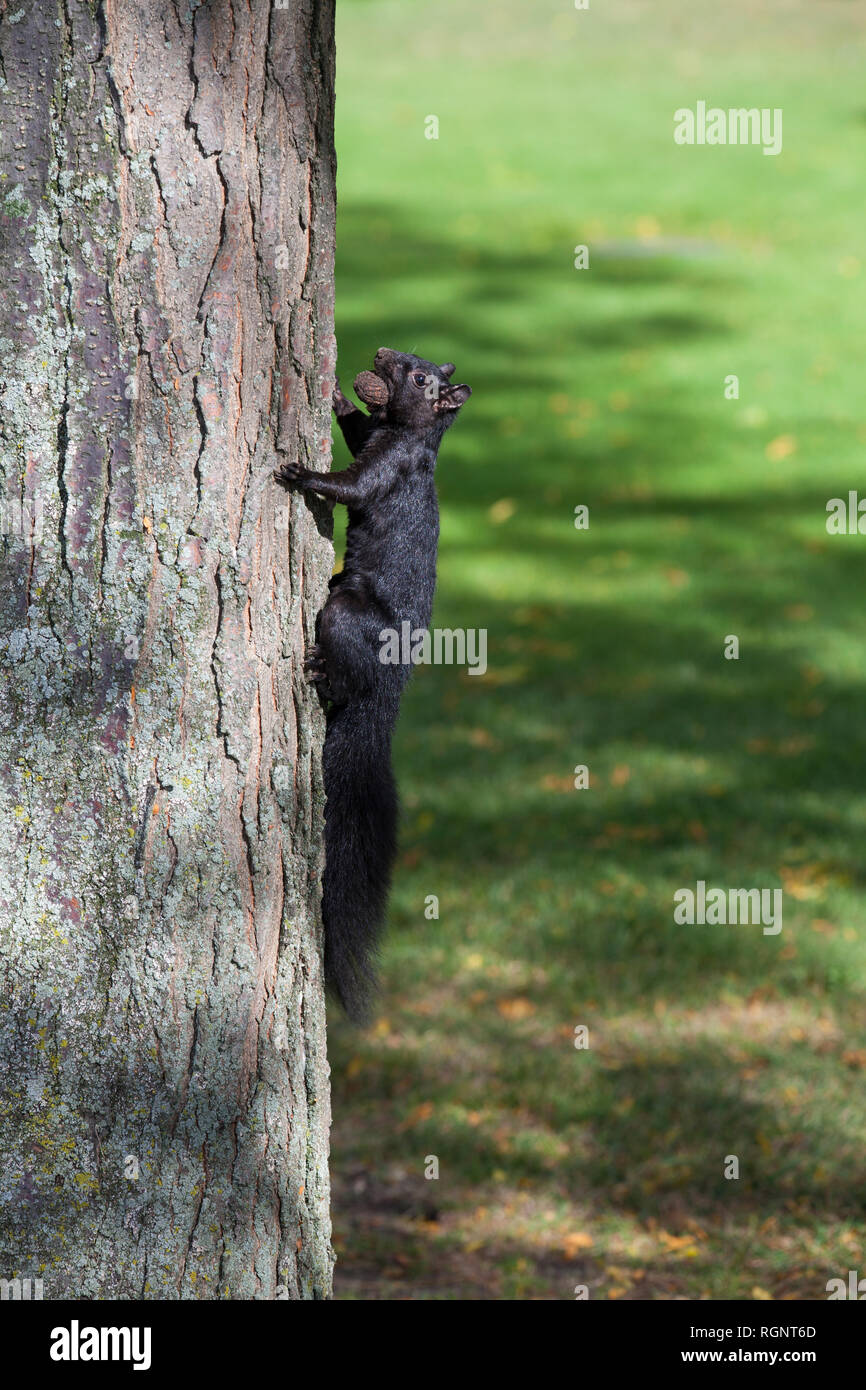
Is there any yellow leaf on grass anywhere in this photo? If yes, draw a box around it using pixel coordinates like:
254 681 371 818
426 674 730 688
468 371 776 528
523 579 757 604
562 1232 593 1257
540 773 575 793
497 997 536 1021
469 727 497 748
811 919 835 936
404 1102 434 1126
489 498 516 524
780 867 823 901
766 435 797 461
658 1231 693 1251
664 567 690 589
635 215 661 239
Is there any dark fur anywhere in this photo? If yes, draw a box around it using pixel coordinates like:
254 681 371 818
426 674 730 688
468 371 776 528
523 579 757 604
275 348 471 1021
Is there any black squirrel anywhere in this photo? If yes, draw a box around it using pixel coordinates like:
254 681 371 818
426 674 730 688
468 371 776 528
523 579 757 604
274 348 472 1021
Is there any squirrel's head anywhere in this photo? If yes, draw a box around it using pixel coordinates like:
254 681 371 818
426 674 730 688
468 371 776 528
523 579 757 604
354 348 471 434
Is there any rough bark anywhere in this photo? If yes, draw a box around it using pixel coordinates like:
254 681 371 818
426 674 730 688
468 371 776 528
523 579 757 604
0 0 336 1299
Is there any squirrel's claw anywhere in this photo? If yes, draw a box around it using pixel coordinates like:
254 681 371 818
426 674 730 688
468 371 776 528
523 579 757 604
304 645 328 678
274 460 305 486
305 647 337 702
332 379 354 418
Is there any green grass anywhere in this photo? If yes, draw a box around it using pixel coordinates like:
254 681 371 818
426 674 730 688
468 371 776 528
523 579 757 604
327 0 866 1299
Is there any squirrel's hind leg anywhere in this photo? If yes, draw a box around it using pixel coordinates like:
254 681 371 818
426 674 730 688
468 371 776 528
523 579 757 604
313 588 387 704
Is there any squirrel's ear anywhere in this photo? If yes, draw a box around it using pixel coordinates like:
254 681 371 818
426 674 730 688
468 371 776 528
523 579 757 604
439 362 455 378
434 383 471 412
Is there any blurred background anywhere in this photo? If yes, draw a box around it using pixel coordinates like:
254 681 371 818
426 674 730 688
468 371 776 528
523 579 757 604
327 0 866 1299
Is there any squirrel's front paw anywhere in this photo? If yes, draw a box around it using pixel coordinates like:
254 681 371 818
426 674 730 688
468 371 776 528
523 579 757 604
304 645 339 702
304 645 327 679
332 379 352 417
274 460 307 486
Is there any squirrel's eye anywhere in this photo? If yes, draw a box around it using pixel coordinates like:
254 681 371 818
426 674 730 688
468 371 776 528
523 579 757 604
412 372 426 387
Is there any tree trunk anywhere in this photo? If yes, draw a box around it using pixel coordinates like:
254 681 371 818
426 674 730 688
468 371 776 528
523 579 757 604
0 0 336 1300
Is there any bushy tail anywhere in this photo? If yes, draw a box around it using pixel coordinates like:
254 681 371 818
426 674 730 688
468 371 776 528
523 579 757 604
321 696 398 1023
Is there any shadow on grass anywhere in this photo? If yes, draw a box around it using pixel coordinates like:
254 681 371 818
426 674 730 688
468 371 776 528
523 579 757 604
328 197 866 1295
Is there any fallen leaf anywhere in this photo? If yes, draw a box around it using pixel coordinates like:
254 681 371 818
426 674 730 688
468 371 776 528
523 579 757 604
489 498 516 524
562 1232 593 1258
496 997 536 1021
766 435 797 461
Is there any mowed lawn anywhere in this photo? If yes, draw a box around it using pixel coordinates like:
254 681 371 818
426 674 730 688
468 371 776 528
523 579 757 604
327 0 866 1299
